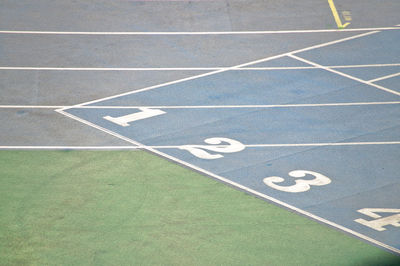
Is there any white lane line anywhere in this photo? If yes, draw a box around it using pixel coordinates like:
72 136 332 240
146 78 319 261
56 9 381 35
330 63 400 69
0 146 141 150
2 101 400 109
246 141 400 147
368 72 400 83
1 141 400 150
1 63 399 71
0 27 399 35
0 67 220 71
57 30 379 111
288 54 400 96
0 105 65 109
54 109 400 255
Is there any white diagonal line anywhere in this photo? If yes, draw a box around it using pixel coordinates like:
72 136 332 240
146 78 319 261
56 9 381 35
288 54 400 96
54 106 400 255
57 30 379 111
368 72 400 83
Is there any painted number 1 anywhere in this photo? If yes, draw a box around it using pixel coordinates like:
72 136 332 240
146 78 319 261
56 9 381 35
104 108 166 127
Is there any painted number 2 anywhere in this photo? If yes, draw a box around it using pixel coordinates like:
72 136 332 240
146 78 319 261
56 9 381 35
354 208 400 231
263 170 331 193
179 137 245 159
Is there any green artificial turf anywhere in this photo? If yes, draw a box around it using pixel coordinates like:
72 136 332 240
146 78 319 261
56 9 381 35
0 150 399 265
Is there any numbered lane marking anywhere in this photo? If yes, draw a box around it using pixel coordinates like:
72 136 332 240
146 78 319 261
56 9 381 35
342 11 352 22
179 137 245 159
263 170 331 193
103 108 166 127
354 208 400 231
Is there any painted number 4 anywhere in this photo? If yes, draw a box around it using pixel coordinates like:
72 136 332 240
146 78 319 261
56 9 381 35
354 208 400 231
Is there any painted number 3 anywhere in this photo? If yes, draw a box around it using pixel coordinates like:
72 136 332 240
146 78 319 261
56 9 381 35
263 170 331 193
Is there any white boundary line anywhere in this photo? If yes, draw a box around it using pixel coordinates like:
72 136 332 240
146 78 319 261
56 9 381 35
1 63 400 71
1 66 314 71
288 54 400 96
368 72 400 83
2 141 400 150
53 29 400 254
54 109 400 255
0 27 399 35
58 30 379 111
245 142 400 147
2 101 400 109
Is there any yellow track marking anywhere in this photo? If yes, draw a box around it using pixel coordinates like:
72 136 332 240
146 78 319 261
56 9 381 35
328 0 350 29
